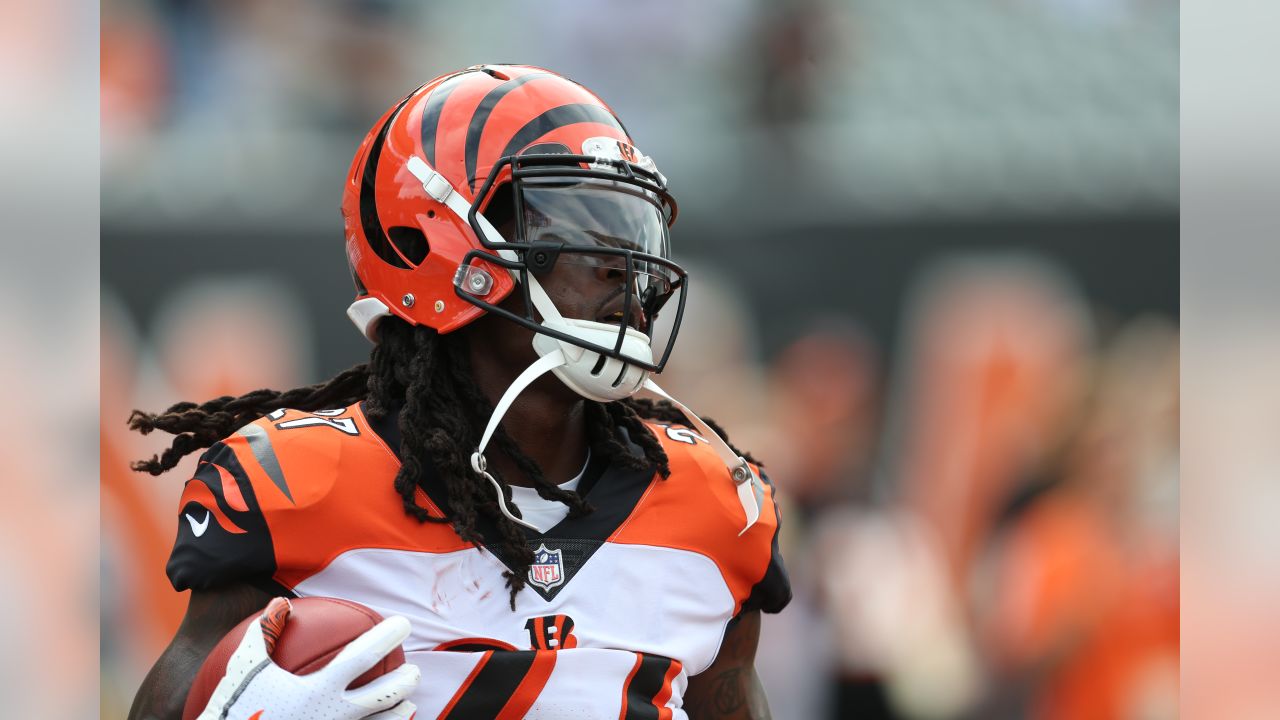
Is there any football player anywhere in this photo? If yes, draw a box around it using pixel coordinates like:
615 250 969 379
127 65 790 720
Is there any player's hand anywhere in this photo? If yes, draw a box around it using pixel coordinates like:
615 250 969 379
196 597 420 720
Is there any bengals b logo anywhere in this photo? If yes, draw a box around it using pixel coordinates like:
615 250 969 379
525 614 578 650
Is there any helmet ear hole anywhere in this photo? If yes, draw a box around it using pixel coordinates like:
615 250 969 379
387 226 430 265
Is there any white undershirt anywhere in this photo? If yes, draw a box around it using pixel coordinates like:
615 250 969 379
507 451 590 533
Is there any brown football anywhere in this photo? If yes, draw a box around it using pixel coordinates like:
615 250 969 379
181 596 407 720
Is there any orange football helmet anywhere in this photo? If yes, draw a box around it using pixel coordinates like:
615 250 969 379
341 65 762 533
341 64 684 375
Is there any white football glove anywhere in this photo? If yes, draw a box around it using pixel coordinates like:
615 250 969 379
196 597 421 720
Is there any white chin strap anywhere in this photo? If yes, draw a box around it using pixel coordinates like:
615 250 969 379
468 349 568 532
467 349 762 535
407 155 761 534
640 379 762 534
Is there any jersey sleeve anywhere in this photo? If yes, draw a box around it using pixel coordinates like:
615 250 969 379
166 440 278 593
736 469 792 615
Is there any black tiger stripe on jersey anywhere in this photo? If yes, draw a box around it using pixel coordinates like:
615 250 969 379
623 654 677 720
442 651 539 718
234 423 292 504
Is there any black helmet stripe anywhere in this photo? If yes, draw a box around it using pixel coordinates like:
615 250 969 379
464 72 555 190
360 93 417 270
419 74 468 167
498 103 626 161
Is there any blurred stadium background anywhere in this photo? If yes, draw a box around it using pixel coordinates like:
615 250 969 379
101 0 1177 718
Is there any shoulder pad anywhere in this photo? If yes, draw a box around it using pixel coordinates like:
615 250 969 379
617 421 791 615
224 404 382 512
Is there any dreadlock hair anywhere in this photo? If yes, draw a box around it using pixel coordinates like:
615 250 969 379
129 317 757 608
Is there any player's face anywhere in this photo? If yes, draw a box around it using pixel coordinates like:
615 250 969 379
465 178 678 386
518 178 675 333
534 253 647 333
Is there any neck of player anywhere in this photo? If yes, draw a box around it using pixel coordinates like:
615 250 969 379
464 334 589 489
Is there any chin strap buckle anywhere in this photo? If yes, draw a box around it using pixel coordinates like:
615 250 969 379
467 350 569 534
732 459 763 537
407 156 455 204
471 450 540 532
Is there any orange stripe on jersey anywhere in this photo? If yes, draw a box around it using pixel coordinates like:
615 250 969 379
204 460 248 512
610 422 780 614
653 659 684 719
179 480 246 534
496 650 556 720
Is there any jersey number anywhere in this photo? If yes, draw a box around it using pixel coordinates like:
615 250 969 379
664 425 707 445
268 408 359 436
435 635 679 719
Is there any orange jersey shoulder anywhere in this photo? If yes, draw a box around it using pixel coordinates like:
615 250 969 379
611 421 789 615
168 402 469 593
219 404 398 514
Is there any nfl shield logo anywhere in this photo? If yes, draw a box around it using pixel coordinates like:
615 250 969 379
528 543 564 591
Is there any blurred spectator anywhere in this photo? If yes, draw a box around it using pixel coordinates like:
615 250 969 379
150 276 314 398
890 255 1093 592
100 279 315 712
508 0 753 133
764 320 880 514
812 255 1095 720
105 0 418 135
649 261 772 456
814 507 976 720
746 0 838 131
101 0 169 142
0 305 97 719
754 320 883 720
316 0 415 129
974 317 1179 720
101 293 184 714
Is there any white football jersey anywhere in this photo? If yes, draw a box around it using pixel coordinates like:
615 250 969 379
168 402 790 718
